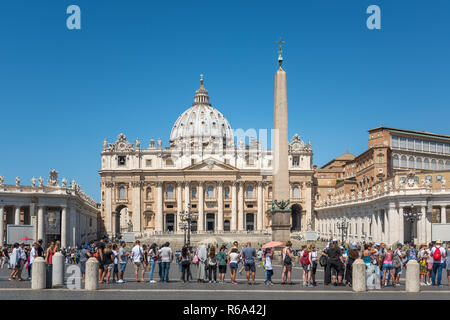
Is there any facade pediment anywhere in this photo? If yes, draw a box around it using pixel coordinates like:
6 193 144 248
183 158 238 172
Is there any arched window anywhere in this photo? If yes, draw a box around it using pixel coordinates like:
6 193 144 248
416 158 422 169
146 187 152 200
438 160 444 170
401 155 407 168
446 160 450 170
166 186 174 199
408 156 415 169
191 188 197 199
207 186 214 198
393 154 399 167
118 186 126 200
424 158 430 170
431 159 437 170
293 186 300 198
268 187 272 198
246 185 254 198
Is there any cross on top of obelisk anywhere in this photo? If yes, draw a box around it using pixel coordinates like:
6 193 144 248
276 38 285 67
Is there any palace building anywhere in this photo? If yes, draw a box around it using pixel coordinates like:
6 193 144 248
99 76 315 238
314 127 450 245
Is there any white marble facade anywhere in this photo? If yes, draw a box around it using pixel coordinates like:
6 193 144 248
99 78 315 238
0 170 99 247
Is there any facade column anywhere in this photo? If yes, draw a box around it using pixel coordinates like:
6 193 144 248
112 212 117 237
104 183 113 236
132 182 141 233
37 206 45 241
176 182 182 233
238 182 244 231
61 206 67 249
217 182 224 232
0 206 4 244
398 207 404 245
387 205 398 245
156 182 163 233
14 206 20 225
441 206 447 224
198 182 204 232
417 206 424 244
184 182 190 211
257 182 263 231
231 182 237 231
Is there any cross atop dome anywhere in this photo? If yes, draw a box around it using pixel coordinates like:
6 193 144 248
200 73 204 85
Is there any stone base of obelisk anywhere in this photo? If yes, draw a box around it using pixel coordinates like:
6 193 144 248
271 209 291 242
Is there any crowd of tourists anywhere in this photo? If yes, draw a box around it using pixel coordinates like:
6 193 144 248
1 237 449 288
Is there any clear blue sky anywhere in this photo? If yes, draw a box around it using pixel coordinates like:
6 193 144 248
1 0 449 202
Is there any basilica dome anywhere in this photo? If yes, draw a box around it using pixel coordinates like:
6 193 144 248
169 76 234 148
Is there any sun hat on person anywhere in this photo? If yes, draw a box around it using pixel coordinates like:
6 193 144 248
436 239 442 244
397 243 403 247
349 242 358 250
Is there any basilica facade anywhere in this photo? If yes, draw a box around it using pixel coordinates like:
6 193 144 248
99 77 314 238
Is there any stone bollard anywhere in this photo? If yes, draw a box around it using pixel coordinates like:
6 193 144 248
352 259 366 292
405 260 420 293
85 257 99 290
31 257 46 290
52 252 65 287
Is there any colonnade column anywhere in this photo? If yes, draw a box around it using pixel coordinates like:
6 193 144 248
176 182 182 233
238 182 244 231
231 182 237 231
184 182 190 211
198 182 204 232
441 206 447 224
61 206 67 249
156 182 163 233
37 206 45 241
14 206 20 225
257 182 263 231
0 206 4 244
417 206 424 244
217 182 224 232
420 206 427 243
398 207 404 245
387 205 398 245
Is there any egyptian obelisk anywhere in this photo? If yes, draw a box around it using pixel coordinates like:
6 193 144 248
271 39 291 242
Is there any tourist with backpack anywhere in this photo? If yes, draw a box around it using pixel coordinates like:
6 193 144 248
217 245 228 283
431 240 446 286
446 243 450 287
393 243 405 286
179 245 191 283
281 241 294 285
207 246 218 283
300 246 312 287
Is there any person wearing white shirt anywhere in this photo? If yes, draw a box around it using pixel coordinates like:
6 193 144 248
28 243 37 280
131 240 145 282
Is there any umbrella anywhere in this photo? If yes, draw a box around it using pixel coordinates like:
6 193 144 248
18 237 34 241
262 241 284 249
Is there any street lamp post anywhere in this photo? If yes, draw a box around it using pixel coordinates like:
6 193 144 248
178 204 198 246
336 217 349 244
403 204 422 244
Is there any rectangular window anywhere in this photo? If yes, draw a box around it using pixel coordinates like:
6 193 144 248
146 159 152 167
292 156 300 166
430 141 436 153
437 143 443 153
436 175 442 182
445 144 450 154
191 159 196 165
379 156 383 163
165 158 174 166
423 141 430 152
391 136 399 148
415 139 422 151
225 204 230 208
426 175 432 182
408 138 414 150
400 137 406 149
